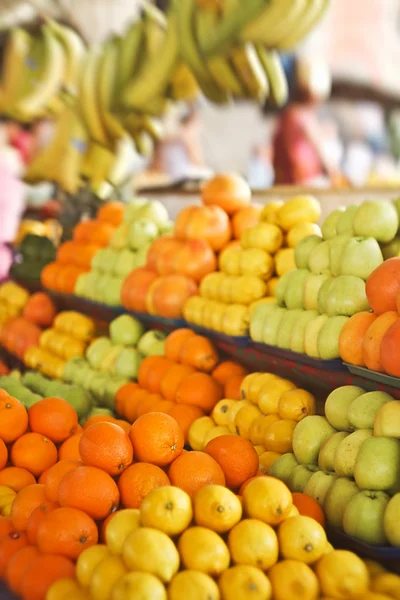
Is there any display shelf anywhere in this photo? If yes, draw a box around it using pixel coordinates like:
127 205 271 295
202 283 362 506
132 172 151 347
345 363 400 390
0 582 16 600
0 346 26 373
46 291 126 323
252 342 347 371
190 324 250 347
129 311 187 333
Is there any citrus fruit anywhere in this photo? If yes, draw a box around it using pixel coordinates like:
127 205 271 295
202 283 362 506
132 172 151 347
178 526 230 576
193 484 242 533
76 544 111 588
140 486 193 536
123 527 180 582
219 565 272 600
104 509 140 555
111 572 167 600
168 571 220 600
243 476 293 525
228 518 278 570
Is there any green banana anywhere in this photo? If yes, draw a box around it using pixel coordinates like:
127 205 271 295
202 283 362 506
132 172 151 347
230 43 269 102
241 0 308 46
123 113 164 142
277 0 331 50
115 17 145 97
98 37 127 142
143 2 167 57
0 28 32 115
79 44 110 147
133 130 154 159
46 19 86 97
168 63 200 101
256 47 288 107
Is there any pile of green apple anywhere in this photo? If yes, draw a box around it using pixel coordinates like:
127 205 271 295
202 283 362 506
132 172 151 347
270 384 400 547
250 199 400 360
63 314 166 410
75 198 173 306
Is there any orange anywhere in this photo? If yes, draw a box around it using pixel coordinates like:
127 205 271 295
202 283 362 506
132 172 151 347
292 492 326 527
58 433 82 460
175 372 223 411
224 374 246 400
366 257 400 315
160 363 196 401
82 415 119 430
26 500 59 544
97 201 124 226
19 554 75 600
130 412 184 467
58 465 120 520
149 399 175 414
0 517 13 538
0 438 7 470
168 451 226 498
115 382 139 417
136 393 163 418
204 435 259 490
37 506 98 560
138 355 164 388
40 459 82 503
118 463 170 509
339 312 378 367
0 531 28 577
212 360 248 385
5 545 40 596
28 397 78 443
165 328 196 361
11 484 47 531
381 318 400 377
179 335 219 372
0 392 28 443
168 405 205 443
0 467 36 492
114 419 131 435
145 357 175 394
120 387 149 423
11 432 58 477
79 422 133 476
363 312 398 372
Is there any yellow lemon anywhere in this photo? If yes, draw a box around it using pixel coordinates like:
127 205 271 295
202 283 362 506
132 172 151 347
243 476 292 526
184 296 206 325
249 414 280 445
323 542 334 554
193 484 242 533
212 399 238 426
278 389 316 421
209 302 226 332
259 451 282 475
188 416 216 451
219 275 234 304
372 573 400 598
241 223 283 254
278 515 327 564
358 594 394 600
260 201 284 225
275 248 296 276
263 419 296 453
268 559 320 600
248 373 279 404
231 276 267 306
204 425 232 445
267 277 280 298
123 527 180 583
178 526 230 576
240 248 274 280
89 556 128 600
228 519 278 570
76 545 111 588
277 195 321 231
287 504 300 517
219 565 272 600
140 486 193 536
110 572 167 600
363 560 386 579
235 404 262 439
168 571 220 600
240 373 262 401
254 444 266 456
287 222 322 248
315 550 370 599
221 304 249 336
249 298 277 319
227 400 251 433
105 509 140 555
46 579 83 600
219 245 242 276
200 272 224 299
258 379 296 414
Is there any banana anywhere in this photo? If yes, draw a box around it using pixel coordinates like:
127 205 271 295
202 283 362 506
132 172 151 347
0 28 33 115
123 113 164 142
256 47 288 107
230 43 269 102
241 0 309 47
55 109 88 195
169 63 200 101
46 19 86 96
133 130 154 159
85 143 115 191
98 36 127 141
277 0 331 50
143 2 167 56
115 17 145 98
174 0 229 104
79 44 111 147
108 135 136 189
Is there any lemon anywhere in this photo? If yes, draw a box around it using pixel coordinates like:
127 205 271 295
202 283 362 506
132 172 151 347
315 550 370 598
258 379 296 414
193 485 242 533
275 248 296 276
371 573 400 598
231 276 267 305
227 400 251 434
235 404 261 439
178 526 230 576
89 556 128 600
263 419 296 453
123 527 180 583
219 565 272 600
248 373 279 405
363 560 386 579
110 572 167 600
254 445 266 456
259 451 282 475
278 515 327 564
168 571 220 600
287 223 322 248
243 476 293 526
240 248 274 280
204 425 231 445
221 304 249 336
188 417 215 451
268 559 320 600
249 415 280 446
240 373 262 401
212 400 237 426
140 486 193 536
76 545 111 588
268 277 280 297
278 389 316 421
287 505 300 517
241 223 283 254
219 245 242 276
249 298 277 319
228 519 278 570
260 201 284 224
277 195 321 231
46 578 83 600
105 509 140 555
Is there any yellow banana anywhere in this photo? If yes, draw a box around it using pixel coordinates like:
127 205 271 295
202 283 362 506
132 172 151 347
169 63 200 101
46 19 86 96
230 43 269 102
98 37 127 141
123 114 164 142
108 135 136 189
55 108 88 195
79 45 110 147
115 17 145 97
242 0 308 46
277 0 331 50
256 47 288 107
133 130 154 159
0 28 33 115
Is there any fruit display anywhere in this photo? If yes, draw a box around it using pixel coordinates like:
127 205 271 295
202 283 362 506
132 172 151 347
0 282 29 331
10 234 56 284
77 199 173 306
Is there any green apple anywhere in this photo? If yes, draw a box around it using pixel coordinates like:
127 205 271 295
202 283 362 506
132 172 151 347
104 377 130 410
304 471 337 507
269 453 299 486
124 198 149 223
323 477 359 530
325 276 369 317
308 241 331 275
262 307 287 345
62 385 93 419
321 207 346 240
292 416 336 465
110 223 130 250
159 220 174 235
135 243 152 268
288 465 319 493
75 273 88 297
137 330 166 357
110 315 145 346
340 237 384 280
303 274 330 311
86 337 112 369
317 315 349 360
103 277 124 306
354 200 399 243
250 304 277 343
91 248 107 271
334 429 373 478
89 407 115 418
381 237 400 260
81 369 98 392
294 235 323 269
374 401 400 437
63 357 88 383
113 348 142 379
276 309 303 350
354 437 400 493
336 205 358 236
95 275 110 302
384 493 400 546
101 249 119 274
133 200 169 227
343 491 390 546
324 386 365 431
129 218 159 251
290 310 319 354
100 346 124 373
348 391 393 430
328 235 351 277
317 278 334 314
275 272 294 305
284 269 309 310
89 373 110 405
304 315 329 358
318 432 349 471
114 249 137 278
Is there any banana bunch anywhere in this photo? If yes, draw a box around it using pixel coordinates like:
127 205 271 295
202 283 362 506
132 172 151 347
0 485 16 517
